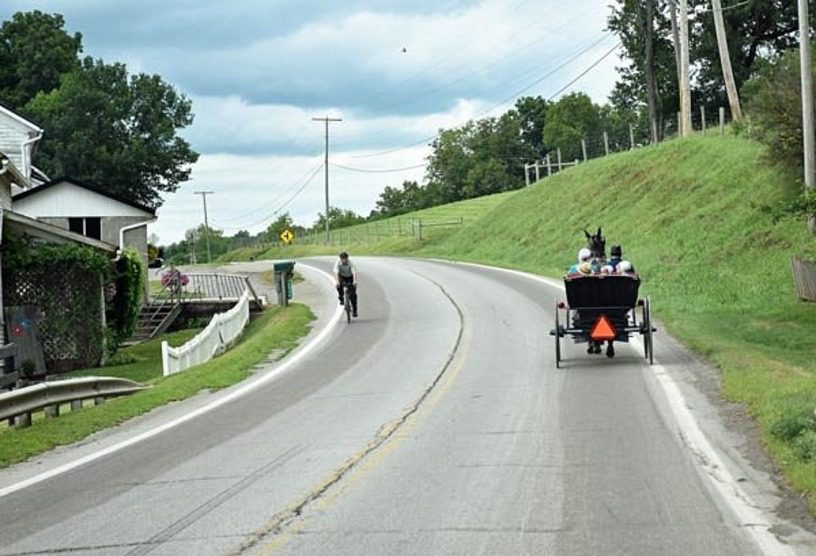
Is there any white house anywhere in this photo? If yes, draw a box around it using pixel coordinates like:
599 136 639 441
0 104 43 194
12 178 155 297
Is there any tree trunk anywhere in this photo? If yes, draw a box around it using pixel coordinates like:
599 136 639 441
642 0 662 142
711 0 743 121
669 0 682 91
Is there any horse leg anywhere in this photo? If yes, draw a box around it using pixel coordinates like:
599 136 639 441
606 340 615 358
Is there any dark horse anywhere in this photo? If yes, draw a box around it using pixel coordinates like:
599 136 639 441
583 227 615 358
584 227 605 261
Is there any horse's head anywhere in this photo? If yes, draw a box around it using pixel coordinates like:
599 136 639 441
584 227 606 259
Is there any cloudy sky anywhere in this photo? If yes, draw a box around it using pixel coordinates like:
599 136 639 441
3 0 622 244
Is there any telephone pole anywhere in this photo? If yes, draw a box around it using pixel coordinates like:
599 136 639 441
799 0 815 233
711 0 743 122
679 0 692 137
312 116 343 242
193 190 214 262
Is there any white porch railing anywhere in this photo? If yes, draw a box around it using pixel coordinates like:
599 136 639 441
161 290 251 376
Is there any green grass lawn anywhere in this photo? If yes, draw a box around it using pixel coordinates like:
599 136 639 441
0 304 314 468
216 132 816 511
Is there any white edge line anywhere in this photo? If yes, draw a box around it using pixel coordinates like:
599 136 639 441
446 260 794 556
0 263 343 499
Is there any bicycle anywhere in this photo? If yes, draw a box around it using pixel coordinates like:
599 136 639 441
342 284 354 323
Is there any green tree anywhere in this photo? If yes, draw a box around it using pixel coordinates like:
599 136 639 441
265 213 294 242
313 207 365 231
0 11 82 111
27 57 199 208
743 45 814 178
543 93 601 161
607 0 677 136
514 96 551 157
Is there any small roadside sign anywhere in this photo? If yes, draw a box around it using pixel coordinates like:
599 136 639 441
280 229 295 244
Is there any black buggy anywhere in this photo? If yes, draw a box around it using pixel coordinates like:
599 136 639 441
549 274 656 367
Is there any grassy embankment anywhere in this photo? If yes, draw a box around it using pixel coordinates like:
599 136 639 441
0 304 314 467
220 134 816 509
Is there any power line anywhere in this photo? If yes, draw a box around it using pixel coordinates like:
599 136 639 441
213 164 324 231
330 162 427 173
350 33 614 160
212 159 324 223
547 42 622 100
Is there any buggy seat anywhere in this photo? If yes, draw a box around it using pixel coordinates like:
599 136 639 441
564 274 641 309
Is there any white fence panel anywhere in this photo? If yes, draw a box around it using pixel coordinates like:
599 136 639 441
162 291 251 377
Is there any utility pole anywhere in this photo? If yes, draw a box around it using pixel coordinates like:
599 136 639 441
193 191 214 263
312 116 343 242
799 0 816 233
711 0 743 122
679 0 693 137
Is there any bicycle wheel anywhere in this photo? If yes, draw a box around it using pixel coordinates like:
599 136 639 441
344 291 352 324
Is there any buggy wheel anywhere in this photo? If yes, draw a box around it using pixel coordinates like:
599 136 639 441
554 304 561 368
643 297 654 365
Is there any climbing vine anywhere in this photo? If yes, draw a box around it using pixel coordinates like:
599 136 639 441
107 248 145 348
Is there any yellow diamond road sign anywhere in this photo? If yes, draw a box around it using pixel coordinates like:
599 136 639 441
280 229 294 244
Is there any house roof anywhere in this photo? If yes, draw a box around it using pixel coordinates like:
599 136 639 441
1 209 117 253
12 177 156 216
0 103 43 134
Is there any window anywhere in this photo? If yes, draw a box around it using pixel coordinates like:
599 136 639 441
84 218 101 240
67 217 102 240
68 218 84 235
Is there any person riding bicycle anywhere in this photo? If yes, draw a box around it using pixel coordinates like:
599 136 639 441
334 251 358 317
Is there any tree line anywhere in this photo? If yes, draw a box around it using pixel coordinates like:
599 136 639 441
1 11 198 208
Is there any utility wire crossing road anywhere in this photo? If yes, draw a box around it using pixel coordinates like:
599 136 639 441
0 258 813 556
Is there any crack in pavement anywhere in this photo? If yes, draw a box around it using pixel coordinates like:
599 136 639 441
226 276 467 556
121 444 305 556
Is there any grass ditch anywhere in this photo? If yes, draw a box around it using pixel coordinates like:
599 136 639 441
0 304 314 468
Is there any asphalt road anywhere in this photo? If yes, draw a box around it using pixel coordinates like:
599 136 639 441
0 257 813 555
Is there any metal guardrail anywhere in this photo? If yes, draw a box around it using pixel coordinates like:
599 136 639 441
0 376 148 422
161 290 251 376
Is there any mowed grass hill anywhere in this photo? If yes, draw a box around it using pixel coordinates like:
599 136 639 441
221 134 816 509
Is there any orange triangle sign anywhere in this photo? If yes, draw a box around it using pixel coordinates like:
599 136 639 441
591 315 616 341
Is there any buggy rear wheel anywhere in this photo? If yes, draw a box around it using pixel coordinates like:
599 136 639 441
642 297 653 365
554 304 562 368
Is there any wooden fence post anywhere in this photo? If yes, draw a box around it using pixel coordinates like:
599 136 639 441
557 148 563 172
546 153 552 176
719 107 725 136
629 124 635 149
524 164 530 186
701 105 706 135
603 132 610 156
581 139 588 162
534 161 540 181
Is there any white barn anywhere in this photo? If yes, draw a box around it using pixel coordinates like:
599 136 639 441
12 178 155 296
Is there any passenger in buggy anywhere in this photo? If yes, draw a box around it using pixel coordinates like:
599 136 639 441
567 248 593 275
608 244 636 274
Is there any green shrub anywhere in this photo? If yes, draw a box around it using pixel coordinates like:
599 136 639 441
794 430 816 462
743 45 815 180
770 393 816 442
